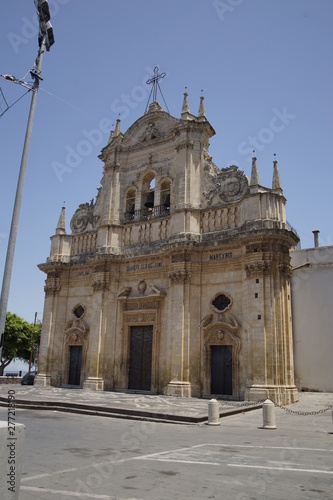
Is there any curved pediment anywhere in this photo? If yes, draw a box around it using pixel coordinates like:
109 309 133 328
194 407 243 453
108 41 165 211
120 104 180 149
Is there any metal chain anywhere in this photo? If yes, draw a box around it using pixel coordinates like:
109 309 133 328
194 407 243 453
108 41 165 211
219 399 333 416
219 399 265 407
274 404 333 416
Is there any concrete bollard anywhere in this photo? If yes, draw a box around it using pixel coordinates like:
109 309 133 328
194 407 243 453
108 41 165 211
262 399 277 429
0 421 25 499
207 398 220 426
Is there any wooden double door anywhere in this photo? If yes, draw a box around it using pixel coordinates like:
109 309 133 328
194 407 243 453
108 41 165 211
128 325 153 391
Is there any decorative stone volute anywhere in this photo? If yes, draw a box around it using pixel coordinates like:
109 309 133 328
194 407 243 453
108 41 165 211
91 264 109 292
44 271 61 297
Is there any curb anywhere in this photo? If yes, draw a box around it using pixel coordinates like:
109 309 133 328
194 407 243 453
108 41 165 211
0 396 262 424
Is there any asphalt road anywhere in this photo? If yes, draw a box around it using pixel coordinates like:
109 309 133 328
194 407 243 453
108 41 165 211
0 403 332 500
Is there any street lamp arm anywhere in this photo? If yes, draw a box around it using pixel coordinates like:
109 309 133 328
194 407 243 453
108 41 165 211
0 74 35 92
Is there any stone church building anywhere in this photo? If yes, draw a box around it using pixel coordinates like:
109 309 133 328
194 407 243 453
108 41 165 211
36 88 299 404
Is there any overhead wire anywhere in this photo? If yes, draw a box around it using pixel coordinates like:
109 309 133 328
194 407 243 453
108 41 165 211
0 89 31 118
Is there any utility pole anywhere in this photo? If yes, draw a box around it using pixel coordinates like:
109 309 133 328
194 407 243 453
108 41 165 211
29 312 38 373
0 1 54 361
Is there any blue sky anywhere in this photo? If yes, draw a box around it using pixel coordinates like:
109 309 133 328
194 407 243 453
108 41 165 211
0 0 332 323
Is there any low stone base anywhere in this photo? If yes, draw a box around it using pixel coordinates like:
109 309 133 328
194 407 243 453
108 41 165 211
165 381 191 397
245 385 299 405
34 374 52 387
83 377 104 391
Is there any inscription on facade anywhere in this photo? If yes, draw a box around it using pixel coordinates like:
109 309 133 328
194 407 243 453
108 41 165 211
75 271 91 277
209 252 233 262
126 313 155 323
126 262 163 272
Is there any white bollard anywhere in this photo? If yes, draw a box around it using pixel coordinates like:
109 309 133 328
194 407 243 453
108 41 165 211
0 421 26 500
262 399 277 429
207 398 220 426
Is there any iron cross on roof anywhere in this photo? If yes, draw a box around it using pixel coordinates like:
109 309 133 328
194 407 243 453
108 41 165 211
145 66 169 113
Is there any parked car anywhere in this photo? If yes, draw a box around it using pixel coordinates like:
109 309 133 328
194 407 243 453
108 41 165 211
21 372 37 385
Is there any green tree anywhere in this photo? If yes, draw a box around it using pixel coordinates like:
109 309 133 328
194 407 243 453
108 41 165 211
0 312 41 376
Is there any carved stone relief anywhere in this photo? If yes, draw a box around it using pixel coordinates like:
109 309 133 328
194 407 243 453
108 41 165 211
70 200 100 234
169 271 192 285
91 267 110 292
65 304 89 337
141 122 160 142
124 300 161 311
279 261 292 278
125 313 156 323
171 252 191 263
245 261 272 277
138 279 147 295
44 271 61 297
203 165 249 207
175 139 194 152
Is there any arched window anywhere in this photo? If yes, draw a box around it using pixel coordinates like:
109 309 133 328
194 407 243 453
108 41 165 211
142 173 155 212
160 179 171 213
125 188 136 221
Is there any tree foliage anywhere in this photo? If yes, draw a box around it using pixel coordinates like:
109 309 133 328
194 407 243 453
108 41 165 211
0 312 41 376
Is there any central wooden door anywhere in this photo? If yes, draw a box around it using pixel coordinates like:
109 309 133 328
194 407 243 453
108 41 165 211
128 325 153 391
68 345 82 386
211 345 232 395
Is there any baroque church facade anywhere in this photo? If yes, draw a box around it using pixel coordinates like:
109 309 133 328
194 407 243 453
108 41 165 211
36 89 299 404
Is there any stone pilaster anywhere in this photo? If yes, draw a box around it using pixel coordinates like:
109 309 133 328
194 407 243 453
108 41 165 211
35 271 61 387
83 265 109 390
244 247 298 405
166 253 192 397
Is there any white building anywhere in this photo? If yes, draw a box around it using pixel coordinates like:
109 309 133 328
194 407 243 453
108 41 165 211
291 238 333 393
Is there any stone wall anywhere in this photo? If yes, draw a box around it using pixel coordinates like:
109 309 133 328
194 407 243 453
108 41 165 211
0 377 22 385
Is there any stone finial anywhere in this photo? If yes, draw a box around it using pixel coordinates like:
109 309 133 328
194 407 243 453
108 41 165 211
181 92 190 114
272 157 282 190
56 204 66 235
108 127 114 144
250 153 260 185
198 95 206 119
114 118 121 136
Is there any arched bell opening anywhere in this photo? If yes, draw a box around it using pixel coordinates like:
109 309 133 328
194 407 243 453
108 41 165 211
142 172 156 213
160 179 171 214
124 187 136 222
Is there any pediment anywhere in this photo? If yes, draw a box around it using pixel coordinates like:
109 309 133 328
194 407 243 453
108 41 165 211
120 107 180 149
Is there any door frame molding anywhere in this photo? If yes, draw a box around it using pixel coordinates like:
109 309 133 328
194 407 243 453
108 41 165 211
117 295 164 393
201 322 241 398
124 312 158 393
63 329 88 387
128 325 154 391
